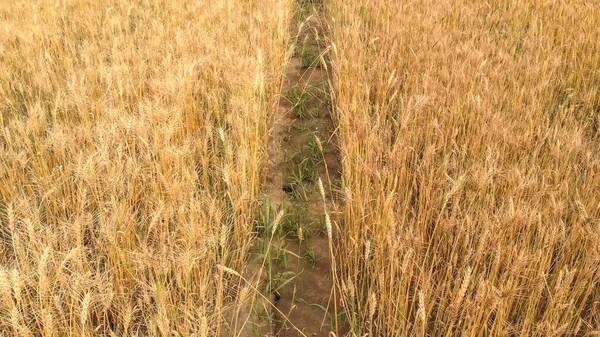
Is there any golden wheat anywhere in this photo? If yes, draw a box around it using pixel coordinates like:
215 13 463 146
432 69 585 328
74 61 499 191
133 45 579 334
328 0 600 335
0 0 292 335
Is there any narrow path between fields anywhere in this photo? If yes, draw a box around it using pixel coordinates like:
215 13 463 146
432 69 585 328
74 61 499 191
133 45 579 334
261 3 346 336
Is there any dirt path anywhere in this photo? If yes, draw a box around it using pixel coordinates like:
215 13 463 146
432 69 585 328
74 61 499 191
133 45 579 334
260 6 345 337
223 4 345 337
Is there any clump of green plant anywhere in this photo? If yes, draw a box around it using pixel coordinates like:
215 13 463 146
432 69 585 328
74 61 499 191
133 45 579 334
303 242 318 264
283 139 324 200
286 84 329 120
305 136 326 160
253 202 299 307
280 207 302 237
285 165 313 200
300 45 320 68
280 205 314 242
286 86 311 119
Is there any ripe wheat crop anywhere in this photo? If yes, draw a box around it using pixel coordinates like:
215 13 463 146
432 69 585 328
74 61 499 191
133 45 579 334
328 0 600 335
0 0 292 335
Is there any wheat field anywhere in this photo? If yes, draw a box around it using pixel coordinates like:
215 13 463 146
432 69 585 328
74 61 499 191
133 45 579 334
0 0 292 335
0 0 599 336
328 0 600 336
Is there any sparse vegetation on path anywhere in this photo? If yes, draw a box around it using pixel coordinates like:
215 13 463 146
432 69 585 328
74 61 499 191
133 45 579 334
255 1 346 336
